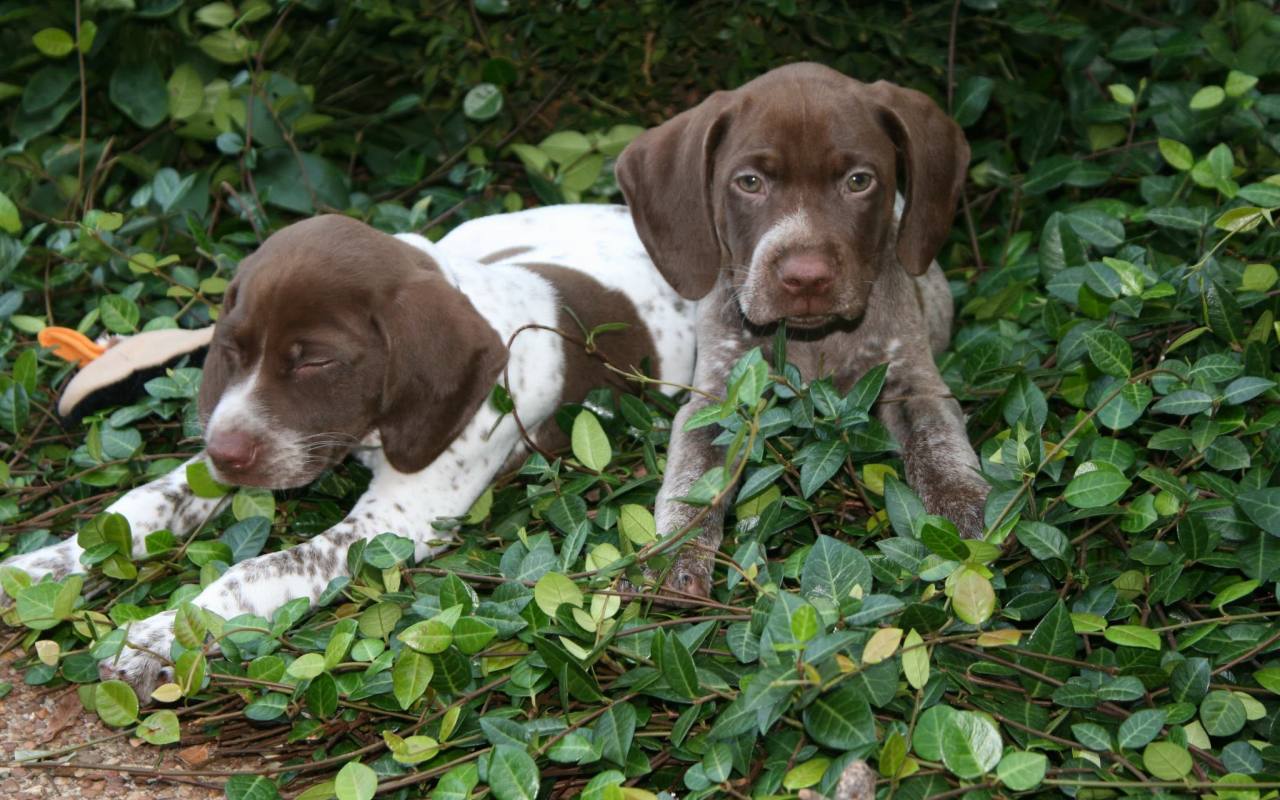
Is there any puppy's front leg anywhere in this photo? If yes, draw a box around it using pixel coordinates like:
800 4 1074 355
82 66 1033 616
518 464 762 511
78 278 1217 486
653 324 750 597
878 356 988 537
1 457 227 601
99 437 507 696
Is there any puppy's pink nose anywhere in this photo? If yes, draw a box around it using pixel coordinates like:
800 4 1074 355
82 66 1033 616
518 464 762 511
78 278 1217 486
779 253 834 297
207 431 259 472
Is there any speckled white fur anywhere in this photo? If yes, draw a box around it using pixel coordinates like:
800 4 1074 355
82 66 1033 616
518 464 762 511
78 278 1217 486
2 205 697 696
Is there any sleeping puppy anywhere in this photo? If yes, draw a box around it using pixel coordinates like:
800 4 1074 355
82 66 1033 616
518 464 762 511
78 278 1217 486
616 62 988 596
1 205 696 694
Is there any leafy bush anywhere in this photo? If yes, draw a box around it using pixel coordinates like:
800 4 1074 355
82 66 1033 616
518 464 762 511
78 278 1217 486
2 1 1280 799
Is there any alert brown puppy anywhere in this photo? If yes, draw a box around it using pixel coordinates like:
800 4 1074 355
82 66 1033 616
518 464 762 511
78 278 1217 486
617 62 988 596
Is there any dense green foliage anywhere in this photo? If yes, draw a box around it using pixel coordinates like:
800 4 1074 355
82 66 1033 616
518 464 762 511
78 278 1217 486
3 1 1280 798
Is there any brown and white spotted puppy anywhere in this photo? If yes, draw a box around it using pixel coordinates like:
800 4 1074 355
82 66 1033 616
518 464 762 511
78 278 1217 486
616 62 988 596
1 206 696 695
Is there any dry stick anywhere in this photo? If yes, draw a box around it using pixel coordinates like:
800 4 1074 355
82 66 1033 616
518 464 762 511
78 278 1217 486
945 0 985 272
72 0 88 217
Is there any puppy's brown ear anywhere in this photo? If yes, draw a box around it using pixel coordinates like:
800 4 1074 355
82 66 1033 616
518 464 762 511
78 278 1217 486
376 273 508 474
197 270 249 427
863 81 970 276
615 91 735 300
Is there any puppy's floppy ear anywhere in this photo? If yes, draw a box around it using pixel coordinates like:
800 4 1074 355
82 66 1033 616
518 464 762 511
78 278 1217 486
862 81 970 276
616 91 735 301
376 273 508 474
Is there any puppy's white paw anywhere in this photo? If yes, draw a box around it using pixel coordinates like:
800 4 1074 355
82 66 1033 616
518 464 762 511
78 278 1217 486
98 609 179 699
0 539 83 604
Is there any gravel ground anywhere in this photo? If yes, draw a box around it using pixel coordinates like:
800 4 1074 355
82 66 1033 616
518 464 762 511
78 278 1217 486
0 646 268 799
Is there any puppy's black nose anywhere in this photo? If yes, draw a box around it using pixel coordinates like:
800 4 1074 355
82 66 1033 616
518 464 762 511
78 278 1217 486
778 252 834 297
207 430 259 473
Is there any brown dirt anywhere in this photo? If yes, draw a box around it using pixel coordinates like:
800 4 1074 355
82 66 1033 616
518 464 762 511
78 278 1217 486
0 646 271 799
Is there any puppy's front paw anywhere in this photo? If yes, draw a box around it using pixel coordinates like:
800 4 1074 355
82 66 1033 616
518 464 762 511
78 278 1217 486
0 540 83 603
617 550 716 599
98 609 179 699
924 478 989 538
660 551 715 598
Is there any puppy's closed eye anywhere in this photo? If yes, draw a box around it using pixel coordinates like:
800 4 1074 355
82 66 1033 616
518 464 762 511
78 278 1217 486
293 358 335 373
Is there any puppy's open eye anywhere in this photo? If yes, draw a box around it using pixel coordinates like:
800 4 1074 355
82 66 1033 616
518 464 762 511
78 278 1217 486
846 172 874 193
734 173 764 194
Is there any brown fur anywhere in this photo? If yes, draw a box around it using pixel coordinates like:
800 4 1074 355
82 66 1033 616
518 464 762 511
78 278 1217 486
519 263 659 450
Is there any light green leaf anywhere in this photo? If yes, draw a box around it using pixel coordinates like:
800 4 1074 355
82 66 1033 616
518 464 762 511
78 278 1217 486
571 410 611 471
1189 85 1226 110
1143 741 1192 779
1103 624 1161 650
997 750 1047 791
95 680 140 727
533 572 583 617
334 760 377 800
941 711 1002 779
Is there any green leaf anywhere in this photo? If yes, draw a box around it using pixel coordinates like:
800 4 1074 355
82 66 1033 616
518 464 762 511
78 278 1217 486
1068 210 1125 249
287 653 326 680
0 191 20 234
783 757 830 790
593 702 636 766
802 685 875 751
136 709 180 745
1151 389 1213 415
1117 709 1166 749
1224 70 1258 97
951 567 996 625
1143 741 1192 780
902 629 929 690
539 131 592 165
485 745 539 800
399 619 453 654
660 630 699 699
617 504 656 545
33 28 75 57
95 680 140 727
1199 690 1245 736
799 438 848 498
224 775 281 800
463 83 503 121
1189 85 1226 110
1065 464 1130 508
922 516 969 561
997 750 1047 791
1103 624 1161 651
953 76 994 127
1084 328 1132 377
533 572 583 616
571 410 611 471
800 534 871 603
362 533 414 569
334 760 377 800
109 61 169 128
392 648 433 710
941 711 1002 779
1237 488 1280 536
167 63 204 120
1018 602 1076 696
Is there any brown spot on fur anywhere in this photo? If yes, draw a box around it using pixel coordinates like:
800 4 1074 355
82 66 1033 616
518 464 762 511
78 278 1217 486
477 246 533 265
518 263 660 449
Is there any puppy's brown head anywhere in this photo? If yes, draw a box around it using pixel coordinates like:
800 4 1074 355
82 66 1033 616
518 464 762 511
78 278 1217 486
198 215 507 488
617 62 969 329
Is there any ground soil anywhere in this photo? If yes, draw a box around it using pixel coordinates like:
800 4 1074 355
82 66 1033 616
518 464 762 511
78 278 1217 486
0 645 271 799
